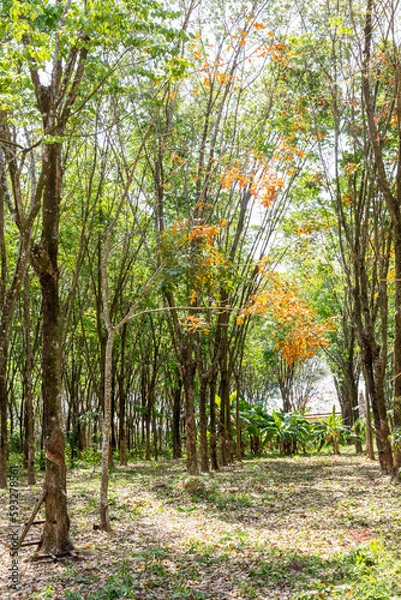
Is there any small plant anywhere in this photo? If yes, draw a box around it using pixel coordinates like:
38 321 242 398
88 570 136 599
74 448 102 467
239 400 312 455
391 426 401 449
312 405 349 455
63 592 85 600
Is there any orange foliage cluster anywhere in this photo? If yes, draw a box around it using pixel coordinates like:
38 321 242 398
170 219 226 247
273 139 305 162
253 41 293 64
169 154 184 164
250 21 267 31
296 223 317 236
344 162 359 177
221 159 286 208
250 172 284 207
180 314 210 334
239 279 334 366
189 223 220 245
190 44 240 91
172 219 189 232
221 161 254 190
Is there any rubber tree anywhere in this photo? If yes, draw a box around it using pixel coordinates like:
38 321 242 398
293 0 395 473
361 0 401 473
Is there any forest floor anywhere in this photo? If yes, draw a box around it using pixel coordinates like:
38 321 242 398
1 452 401 599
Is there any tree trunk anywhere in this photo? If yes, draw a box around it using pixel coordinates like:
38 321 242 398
100 330 115 532
393 230 401 471
182 365 198 475
362 344 393 473
199 379 209 473
34 142 73 555
118 324 127 466
209 377 218 470
145 390 151 461
172 377 182 459
362 391 375 460
219 317 233 465
119 392 127 466
351 377 363 454
153 407 158 461
234 371 242 461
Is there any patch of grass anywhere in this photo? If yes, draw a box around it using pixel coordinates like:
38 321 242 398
62 570 137 600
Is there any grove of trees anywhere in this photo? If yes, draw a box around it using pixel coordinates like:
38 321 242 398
1 0 401 557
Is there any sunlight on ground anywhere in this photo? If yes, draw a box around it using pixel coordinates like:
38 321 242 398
1 453 400 599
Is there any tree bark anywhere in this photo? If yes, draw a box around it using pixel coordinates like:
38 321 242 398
172 376 182 459
362 391 375 460
118 324 127 466
100 330 115 532
34 142 72 554
209 376 218 470
199 379 209 472
182 359 198 475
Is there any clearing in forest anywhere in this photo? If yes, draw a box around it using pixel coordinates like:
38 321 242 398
1 453 401 599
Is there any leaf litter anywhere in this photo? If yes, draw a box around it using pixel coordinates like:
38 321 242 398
1 453 400 599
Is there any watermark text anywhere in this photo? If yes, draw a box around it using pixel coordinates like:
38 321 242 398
8 465 19 590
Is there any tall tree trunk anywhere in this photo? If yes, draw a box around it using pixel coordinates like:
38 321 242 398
34 142 72 554
118 324 127 466
393 231 401 470
100 330 115 532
